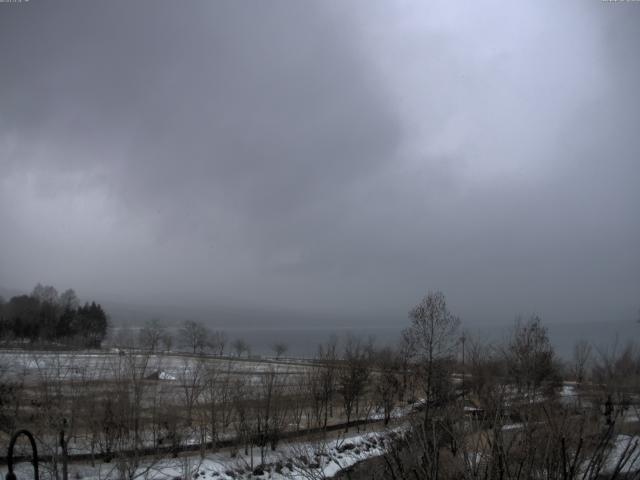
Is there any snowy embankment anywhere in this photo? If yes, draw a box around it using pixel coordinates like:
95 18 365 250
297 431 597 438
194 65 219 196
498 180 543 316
2 429 399 480
603 435 640 474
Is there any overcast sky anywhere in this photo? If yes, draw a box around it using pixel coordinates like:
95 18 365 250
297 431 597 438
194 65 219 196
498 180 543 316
1 0 638 326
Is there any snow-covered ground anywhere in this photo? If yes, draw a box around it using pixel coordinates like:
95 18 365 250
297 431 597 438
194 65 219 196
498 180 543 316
0 350 310 385
1 428 398 480
368 399 424 421
560 383 576 398
601 435 640 475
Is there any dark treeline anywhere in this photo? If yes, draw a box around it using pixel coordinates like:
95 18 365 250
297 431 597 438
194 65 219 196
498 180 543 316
0 283 108 347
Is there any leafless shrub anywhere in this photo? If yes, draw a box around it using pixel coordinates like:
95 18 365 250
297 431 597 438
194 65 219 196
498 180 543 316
572 340 593 384
373 347 401 426
338 335 371 431
504 315 561 402
137 319 165 353
405 291 460 428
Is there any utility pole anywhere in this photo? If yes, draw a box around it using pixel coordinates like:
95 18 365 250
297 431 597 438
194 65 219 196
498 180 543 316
460 332 466 402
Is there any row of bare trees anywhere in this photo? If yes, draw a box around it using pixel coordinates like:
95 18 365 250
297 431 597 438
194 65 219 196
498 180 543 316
0 334 411 479
119 318 288 360
377 292 640 480
2 291 639 479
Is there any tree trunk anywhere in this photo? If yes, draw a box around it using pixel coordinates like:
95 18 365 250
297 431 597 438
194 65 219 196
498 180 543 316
60 430 69 480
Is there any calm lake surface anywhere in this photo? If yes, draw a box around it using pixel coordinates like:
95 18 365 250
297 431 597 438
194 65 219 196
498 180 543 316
217 320 640 360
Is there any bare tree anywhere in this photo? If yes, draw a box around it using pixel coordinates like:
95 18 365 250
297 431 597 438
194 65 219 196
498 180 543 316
114 326 137 350
106 350 164 480
289 372 308 433
161 330 174 352
0 355 23 435
338 335 370 431
31 283 59 304
203 361 221 449
232 338 250 357
210 330 227 356
138 318 165 352
592 341 640 424
231 376 252 459
255 365 288 464
180 320 210 354
272 342 289 359
397 331 416 403
405 291 460 426
306 365 325 429
572 339 592 384
59 288 79 311
465 335 508 413
317 335 339 429
373 347 401 425
505 315 559 401
177 357 205 427
31 352 76 480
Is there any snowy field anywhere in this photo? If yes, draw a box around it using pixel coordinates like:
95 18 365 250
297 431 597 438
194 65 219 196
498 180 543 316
0 350 311 385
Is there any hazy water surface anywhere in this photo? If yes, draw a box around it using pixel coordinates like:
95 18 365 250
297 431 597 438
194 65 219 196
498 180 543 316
218 320 640 360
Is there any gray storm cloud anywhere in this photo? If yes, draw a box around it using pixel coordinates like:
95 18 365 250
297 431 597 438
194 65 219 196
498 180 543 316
0 0 638 326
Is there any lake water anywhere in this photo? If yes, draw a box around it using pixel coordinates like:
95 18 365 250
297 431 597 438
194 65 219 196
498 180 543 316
218 320 640 360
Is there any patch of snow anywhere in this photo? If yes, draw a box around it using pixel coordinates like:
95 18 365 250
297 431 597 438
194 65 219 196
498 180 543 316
501 423 524 431
560 384 576 397
158 371 176 380
0 428 401 480
603 435 640 474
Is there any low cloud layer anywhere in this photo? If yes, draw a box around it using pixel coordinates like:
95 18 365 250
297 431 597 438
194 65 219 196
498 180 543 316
1 0 639 326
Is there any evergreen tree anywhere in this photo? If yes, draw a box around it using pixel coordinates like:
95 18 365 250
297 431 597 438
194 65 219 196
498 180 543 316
1 284 109 347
